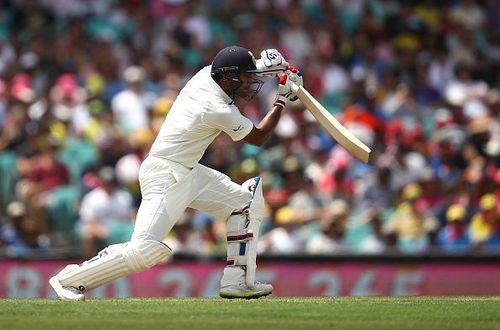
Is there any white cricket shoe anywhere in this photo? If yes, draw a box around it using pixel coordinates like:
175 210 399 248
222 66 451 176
219 281 273 299
49 264 85 301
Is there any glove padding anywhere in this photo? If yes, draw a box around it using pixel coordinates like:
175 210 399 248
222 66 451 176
256 49 289 73
286 66 303 101
274 66 303 107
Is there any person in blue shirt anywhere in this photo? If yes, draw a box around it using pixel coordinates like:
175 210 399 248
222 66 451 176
437 203 471 252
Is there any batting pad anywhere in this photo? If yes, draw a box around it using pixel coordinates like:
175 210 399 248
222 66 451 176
58 240 172 292
225 177 264 289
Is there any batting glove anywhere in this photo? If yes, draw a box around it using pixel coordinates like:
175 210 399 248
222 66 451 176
286 66 303 101
256 49 289 74
274 73 293 108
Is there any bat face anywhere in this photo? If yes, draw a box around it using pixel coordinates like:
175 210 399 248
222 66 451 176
292 84 372 163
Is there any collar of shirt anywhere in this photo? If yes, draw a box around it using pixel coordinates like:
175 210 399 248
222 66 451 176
206 65 234 105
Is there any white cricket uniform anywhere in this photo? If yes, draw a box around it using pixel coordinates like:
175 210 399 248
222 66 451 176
132 66 254 242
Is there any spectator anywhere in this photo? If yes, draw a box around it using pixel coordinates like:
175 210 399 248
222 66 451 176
259 206 302 255
358 209 389 254
111 66 153 134
0 201 48 257
384 183 439 253
49 73 90 135
355 165 394 211
0 0 499 258
437 204 471 252
78 166 135 258
469 194 500 250
15 136 70 236
304 147 336 198
17 137 69 194
305 199 351 254
164 211 213 256
0 76 34 153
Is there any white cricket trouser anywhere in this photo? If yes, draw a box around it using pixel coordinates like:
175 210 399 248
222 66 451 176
132 155 252 242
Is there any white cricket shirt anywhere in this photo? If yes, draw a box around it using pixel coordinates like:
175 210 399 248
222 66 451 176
149 66 254 168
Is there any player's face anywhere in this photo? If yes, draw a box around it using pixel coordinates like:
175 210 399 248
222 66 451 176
236 72 263 100
236 72 254 96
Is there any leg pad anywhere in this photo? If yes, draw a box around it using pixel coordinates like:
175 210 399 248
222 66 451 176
224 177 265 289
59 240 172 292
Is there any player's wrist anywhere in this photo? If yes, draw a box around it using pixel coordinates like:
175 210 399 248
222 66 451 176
273 95 287 108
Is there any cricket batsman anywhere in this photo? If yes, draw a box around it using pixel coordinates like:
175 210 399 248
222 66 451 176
49 45 303 300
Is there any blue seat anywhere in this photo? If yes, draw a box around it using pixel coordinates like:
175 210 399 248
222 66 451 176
57 137 98 185
44 185 80 243
0 151 19 212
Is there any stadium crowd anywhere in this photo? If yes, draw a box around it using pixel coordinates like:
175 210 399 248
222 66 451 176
0 0 499 258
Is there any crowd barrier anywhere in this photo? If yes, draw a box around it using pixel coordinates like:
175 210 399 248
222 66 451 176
2 255 499 298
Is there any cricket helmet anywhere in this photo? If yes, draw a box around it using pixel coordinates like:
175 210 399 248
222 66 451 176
211 46 259 76
211 46 263 100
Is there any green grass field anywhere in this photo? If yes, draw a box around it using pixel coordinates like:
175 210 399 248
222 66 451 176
1 297 499 330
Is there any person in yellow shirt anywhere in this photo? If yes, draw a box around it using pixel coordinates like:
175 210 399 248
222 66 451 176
469 194 500 249
384 183 439 253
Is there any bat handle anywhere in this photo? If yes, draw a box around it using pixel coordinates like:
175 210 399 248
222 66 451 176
257 67 288 76
290 82 299 93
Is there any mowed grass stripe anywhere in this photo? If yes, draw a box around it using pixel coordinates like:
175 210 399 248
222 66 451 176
0 297 499 330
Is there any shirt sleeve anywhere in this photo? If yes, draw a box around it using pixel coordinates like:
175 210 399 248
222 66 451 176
201 102 254 141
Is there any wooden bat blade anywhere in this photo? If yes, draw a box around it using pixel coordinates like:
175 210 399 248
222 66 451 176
293 85 372 163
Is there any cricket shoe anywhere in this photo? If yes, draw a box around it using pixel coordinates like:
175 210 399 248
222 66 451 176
49 264 85 301
219 281 273 299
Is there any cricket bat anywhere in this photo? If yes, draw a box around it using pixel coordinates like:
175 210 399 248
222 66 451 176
291 83 372 163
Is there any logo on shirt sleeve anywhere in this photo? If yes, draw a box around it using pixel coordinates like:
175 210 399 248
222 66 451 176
232 124 243 132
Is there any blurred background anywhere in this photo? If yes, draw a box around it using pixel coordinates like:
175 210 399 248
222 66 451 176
0 0 499 298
